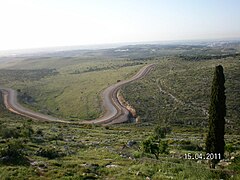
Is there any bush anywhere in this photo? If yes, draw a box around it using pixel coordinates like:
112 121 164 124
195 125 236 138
153 126 171 140
141 126 170 159
36 129 44 136
159 141 169 155
133 151 142 158
21 123 34 138
0 123 34 139
0 139 28 165
142 136 169 159
0 127 20 139
36 147 65 159
142 137 160 159
179 140 203 151
225 143 235 157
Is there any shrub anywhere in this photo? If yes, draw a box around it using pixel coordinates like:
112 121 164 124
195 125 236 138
36 147 65 159
20 123 34 138
153 126 171 140
179 140 203 151
133 151 142 158
0 123 34 139
36 129 44 136
159 141 169 155
142 137 160 159
0 139 28 165
142 136 169 159
225 143 235 157
0 127 20 139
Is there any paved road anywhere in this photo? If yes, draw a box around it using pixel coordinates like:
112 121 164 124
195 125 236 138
0 64 155 125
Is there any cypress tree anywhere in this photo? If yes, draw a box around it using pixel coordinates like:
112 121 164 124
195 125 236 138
206 65 226 168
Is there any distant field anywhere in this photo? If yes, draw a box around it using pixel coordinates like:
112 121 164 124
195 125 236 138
122 56 240 134
0 57 144 120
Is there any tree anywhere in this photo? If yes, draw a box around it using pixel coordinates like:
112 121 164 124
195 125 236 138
141 126 169 159
142 137 160 159
205 65 226 168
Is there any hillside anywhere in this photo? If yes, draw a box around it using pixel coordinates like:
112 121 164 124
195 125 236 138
122 55 240 134
0 43 239 179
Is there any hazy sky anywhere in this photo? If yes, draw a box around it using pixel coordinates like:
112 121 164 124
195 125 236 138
0 0 240 50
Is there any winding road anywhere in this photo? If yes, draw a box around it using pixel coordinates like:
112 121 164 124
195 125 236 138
0 64 155 125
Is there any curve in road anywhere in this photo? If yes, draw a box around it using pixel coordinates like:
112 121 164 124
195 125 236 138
0 64 155 125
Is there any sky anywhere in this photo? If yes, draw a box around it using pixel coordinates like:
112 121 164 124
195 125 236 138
0 0 240 51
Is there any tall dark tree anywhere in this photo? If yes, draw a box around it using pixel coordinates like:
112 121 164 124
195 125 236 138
206 65 226 168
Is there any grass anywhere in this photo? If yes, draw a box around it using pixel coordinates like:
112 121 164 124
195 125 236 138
0 92 239 179
0 114 239 179
122 56 240 134
0 47 239 179
0 57 144 120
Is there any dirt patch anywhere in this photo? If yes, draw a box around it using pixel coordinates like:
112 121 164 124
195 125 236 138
117 91 137 118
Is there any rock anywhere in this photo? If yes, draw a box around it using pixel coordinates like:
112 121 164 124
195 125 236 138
81 163 99 170
30 161 39 166
218 161 231 168
127 140 137 147
136 171 141 176
0 156 10 163
120 154 127 158
106 164 119 168
219 159 225 163
136 116 141 123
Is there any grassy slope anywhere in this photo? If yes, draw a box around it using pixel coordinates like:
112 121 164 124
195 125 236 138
122 56 240 134
0 56 240 179
0 103 239 179
1 57 142 120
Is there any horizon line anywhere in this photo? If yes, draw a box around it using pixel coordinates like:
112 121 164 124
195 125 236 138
1 36 240 55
